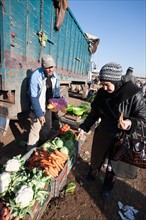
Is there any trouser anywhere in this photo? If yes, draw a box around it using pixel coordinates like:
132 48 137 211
27 110 52 148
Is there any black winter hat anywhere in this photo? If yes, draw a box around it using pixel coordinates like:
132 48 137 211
99 62 123 82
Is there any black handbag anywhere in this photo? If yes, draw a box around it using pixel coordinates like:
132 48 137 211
112 124 146 169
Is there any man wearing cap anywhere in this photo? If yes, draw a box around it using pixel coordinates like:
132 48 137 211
78 62 145 200
27 54 60 151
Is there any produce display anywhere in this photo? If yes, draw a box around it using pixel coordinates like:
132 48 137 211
0 126 78 220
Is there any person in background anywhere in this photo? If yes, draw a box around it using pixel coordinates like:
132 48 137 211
142 82 146 97
27 54 60 151
121 66 137 84
78 62 145 200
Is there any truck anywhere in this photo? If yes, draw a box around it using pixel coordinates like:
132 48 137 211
0 0 99 121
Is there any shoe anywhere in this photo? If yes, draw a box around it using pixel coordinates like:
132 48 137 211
80 167 98 185
86 167 98 180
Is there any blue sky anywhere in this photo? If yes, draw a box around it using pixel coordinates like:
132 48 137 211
69 0 146 78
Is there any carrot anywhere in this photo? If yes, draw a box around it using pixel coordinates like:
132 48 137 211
54 150 67 160
56 157 66 164
39 152 48 158
48 166 58 177
52 160 61 172
49 153 61 159
55 160 64 169
41 159 55 167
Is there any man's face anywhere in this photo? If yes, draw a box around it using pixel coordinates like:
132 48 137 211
43 65 55 77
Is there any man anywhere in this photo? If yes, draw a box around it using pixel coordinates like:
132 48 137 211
121 67 137 84
27 54 60 151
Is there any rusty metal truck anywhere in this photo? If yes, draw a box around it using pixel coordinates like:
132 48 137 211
0 0 99 122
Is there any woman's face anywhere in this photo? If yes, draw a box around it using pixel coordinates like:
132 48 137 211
101 81 115 93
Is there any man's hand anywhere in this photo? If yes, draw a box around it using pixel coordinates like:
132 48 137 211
38 116 46 126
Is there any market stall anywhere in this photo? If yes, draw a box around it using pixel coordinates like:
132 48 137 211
0 125 81 220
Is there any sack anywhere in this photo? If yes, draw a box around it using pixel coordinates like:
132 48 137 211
112 125 146 169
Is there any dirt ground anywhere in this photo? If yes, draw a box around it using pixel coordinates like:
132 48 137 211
0 96 146 220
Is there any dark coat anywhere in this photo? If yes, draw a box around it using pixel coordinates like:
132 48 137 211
121 73 137 84
80 81 146 179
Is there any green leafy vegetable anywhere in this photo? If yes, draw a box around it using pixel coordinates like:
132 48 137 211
65 182 76 194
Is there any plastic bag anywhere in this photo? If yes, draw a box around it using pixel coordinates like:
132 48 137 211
47 98 67 112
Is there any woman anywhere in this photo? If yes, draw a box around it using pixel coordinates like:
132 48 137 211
78 62 145 200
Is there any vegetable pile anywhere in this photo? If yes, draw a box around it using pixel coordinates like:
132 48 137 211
0 125 78 219
27 149 67 178
0 156 50 220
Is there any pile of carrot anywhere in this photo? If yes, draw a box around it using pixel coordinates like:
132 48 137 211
27 149 67 178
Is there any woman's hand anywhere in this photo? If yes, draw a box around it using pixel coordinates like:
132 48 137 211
77 128 85 141
119 112 131 130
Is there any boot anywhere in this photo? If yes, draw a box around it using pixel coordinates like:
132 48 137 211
102 170 116 201
86 166 98 180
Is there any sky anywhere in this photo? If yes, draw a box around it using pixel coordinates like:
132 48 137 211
69 0 146 78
